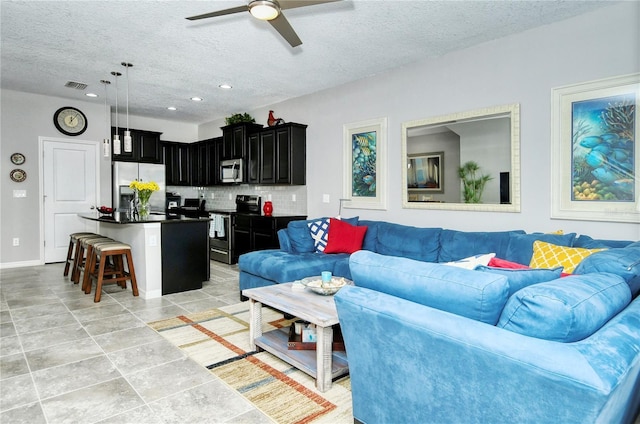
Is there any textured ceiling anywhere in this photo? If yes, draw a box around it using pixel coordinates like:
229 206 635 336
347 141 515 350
1 0 611 124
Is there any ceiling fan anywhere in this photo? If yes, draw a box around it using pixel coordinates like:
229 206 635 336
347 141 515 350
186 0 341 47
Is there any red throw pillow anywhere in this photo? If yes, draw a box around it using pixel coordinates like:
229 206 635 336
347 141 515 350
488 257 531 269
324 218 367 254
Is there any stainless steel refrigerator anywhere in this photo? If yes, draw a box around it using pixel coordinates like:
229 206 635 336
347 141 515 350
113 162 166 212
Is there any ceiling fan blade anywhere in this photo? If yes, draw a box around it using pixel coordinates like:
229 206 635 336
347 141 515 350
278 0 342 11
186 5 248 21
268 13 302 47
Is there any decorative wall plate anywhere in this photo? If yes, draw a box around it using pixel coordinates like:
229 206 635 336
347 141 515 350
10 169 27 182
10 152 25 165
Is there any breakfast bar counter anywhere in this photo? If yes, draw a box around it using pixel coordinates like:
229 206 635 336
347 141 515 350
78 212 210 298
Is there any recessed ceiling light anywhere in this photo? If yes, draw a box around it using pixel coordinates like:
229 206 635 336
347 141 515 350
167 106 177 111
85 92 99 98
219 84 232 89
190 97 203 102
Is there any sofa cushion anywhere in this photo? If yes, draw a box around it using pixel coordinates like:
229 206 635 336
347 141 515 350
324 218 368 254
476 265 563 296
438 230 524 262
529 241 606 274
574 242 640 297
497 273 631 342
369 222 442 262
239 249 350 283
287 219 323 253
505 232 576 265
573 235 633 249
349 251 509 325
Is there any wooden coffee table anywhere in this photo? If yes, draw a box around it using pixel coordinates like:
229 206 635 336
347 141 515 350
242 282 349 392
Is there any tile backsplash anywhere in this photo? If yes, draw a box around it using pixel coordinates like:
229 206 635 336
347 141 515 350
167 185 307 216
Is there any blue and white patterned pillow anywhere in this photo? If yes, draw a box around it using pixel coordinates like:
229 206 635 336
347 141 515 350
307 218 330 252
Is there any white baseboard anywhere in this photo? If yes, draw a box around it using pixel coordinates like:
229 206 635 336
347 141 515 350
0 260 44 269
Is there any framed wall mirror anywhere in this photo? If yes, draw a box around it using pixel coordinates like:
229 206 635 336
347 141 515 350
401 104 520 212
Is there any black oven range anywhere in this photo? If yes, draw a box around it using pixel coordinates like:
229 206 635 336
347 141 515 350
208 195 262 264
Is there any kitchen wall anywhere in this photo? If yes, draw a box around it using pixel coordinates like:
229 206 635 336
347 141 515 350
200 1 640 241
1 2 638 267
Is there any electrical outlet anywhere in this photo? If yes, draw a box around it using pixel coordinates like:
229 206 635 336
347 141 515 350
322 194 330 203
13 190 26 198
228 193 233 200
12 238 19 246
210 193 215 199
148 235 158 246
291 194 296 202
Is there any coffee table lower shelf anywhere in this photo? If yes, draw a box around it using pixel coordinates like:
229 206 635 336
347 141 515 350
254 328 349 381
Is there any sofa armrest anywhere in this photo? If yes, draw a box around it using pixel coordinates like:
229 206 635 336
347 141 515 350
335 286 640 424
277 228 293 252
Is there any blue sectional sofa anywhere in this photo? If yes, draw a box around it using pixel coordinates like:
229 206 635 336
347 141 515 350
239 218 640 423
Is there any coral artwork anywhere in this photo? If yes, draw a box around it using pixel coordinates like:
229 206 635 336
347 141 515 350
571 94 636 202
351 131 377 197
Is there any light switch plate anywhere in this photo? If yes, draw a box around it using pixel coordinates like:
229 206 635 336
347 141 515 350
322 194 330 203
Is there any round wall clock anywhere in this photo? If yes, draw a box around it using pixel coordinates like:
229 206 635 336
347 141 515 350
10 153 25 165
53 106 88 136
10 169 27 182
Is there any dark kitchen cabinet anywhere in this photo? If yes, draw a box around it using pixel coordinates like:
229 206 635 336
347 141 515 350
275 123 306 185
232 214 306 262
190 137 219 186
221 122 263 160
163 141 191 186
246 123 306 185
111 127 162 163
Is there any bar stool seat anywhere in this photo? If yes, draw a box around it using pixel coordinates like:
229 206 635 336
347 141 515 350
63 232 97 278
85 242 138 303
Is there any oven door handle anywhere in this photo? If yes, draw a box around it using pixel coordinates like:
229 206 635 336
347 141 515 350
210 248 229 255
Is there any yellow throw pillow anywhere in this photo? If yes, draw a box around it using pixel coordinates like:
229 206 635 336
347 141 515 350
529 241 606 274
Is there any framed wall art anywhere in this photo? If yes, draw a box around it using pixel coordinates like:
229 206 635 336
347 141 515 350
343 117 387 210
407 152 444 193
551 73 639 223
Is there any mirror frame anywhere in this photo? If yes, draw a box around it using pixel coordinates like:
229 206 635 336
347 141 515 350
401 103 521 212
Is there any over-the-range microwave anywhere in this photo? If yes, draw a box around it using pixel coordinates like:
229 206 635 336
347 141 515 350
220 159 244 183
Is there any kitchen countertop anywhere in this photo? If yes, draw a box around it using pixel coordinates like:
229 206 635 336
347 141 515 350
78 212 211 224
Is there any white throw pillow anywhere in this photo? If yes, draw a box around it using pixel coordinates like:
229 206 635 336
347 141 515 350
444 253 496 270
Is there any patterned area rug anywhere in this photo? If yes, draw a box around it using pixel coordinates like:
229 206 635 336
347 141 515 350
147 302 353 424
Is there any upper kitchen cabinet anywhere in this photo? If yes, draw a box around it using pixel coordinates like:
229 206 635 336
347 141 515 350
111 127 163 163
191 137 220 186
163 141 191 186
221 122 263 160
247 123 307 185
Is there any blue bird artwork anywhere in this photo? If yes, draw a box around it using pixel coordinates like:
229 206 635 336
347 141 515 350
571 94 636 202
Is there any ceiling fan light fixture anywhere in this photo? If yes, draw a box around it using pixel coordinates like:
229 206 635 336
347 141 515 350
248 0 280 20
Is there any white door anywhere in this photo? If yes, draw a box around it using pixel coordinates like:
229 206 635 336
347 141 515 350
43 139 98 263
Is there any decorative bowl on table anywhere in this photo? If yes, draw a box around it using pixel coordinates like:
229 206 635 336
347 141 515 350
302 276 349 295
97 206 114 216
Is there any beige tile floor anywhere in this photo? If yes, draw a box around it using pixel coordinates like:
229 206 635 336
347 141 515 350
0 261 273 424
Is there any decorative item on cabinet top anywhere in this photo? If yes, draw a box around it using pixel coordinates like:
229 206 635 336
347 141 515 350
268 110 285 127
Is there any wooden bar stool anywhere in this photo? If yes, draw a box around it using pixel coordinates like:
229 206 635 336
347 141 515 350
71 235 112 284
63 232 97 278
77 237 115 288
86 242 139 303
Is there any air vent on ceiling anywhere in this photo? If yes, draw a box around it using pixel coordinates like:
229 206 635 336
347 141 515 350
64 81 87 90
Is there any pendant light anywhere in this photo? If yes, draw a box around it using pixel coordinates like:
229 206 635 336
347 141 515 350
122 62 133 153
111 71 122 155
101 79 111 158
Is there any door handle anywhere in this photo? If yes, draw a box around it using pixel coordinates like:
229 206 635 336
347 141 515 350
90 206 95 210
